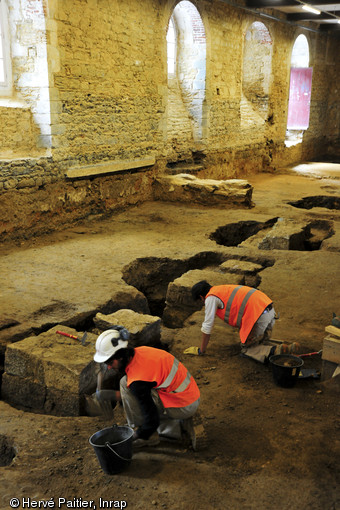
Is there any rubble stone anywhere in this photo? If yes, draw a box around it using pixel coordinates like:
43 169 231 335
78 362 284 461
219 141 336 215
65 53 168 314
219 260 263 274
153 174 253 208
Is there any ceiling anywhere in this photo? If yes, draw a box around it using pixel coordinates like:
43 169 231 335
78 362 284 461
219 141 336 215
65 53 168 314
244 0 340 33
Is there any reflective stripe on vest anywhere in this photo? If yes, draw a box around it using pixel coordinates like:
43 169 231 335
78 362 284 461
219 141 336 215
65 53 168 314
224 286 257 327
172 371 192 393
156 357 192 394
224 285 242 323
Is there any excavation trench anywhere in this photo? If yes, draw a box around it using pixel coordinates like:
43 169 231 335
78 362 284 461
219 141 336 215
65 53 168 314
209 218 279 247
121 252 275 325
289 220 334 251
288 196 340 210
1 251 275 416
121 252 226 317
210 218 334 251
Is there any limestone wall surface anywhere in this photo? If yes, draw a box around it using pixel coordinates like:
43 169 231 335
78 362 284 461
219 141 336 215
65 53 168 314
0 0 339 240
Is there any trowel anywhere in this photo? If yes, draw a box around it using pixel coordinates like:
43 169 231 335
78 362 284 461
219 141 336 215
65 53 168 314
56 330 88 346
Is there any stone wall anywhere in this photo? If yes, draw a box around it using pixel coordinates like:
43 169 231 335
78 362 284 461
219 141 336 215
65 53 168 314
49 0 164 163
0 162 154 241
0 0 339 241
0 102 41 157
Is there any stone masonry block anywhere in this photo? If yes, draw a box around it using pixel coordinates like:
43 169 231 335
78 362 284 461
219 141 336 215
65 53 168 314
2 326 98 415
105 286 150 315
5 336 45 382
163 269 244 328
1 374 83 417
166 269 243 306
44 387 81 416
94 309 161 346
1 373 47 410
5 326 97 393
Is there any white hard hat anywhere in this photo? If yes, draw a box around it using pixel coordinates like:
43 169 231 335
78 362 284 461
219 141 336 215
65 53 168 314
93 329 128 363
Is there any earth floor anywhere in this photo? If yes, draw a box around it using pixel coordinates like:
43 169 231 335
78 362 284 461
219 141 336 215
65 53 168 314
0 163 340 510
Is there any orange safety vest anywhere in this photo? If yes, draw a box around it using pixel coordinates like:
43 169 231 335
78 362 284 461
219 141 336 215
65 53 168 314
125 346 200 408
206 285 272 344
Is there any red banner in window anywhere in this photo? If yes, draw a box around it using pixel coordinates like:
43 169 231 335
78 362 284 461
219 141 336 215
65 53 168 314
287 67 313 130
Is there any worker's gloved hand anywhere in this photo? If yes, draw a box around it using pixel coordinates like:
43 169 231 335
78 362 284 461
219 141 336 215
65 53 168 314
93 390 117 419
183 346 202 355
95 390 118 404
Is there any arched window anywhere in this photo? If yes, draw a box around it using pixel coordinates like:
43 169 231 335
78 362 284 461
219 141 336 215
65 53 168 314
241 22 273 127
291 34 309 68
167 17 176 76
0 0 11 93
285 35 312 146
166 1 207 144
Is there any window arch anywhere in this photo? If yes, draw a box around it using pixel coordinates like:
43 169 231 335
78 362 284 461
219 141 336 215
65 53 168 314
291 34 309 68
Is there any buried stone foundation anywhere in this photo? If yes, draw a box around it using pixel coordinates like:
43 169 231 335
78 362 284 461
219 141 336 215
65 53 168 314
162 260 267 328
1 311 165 416
121 252 273 328
1 326 98 416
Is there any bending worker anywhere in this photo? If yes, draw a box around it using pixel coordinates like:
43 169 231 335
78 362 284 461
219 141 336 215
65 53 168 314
184 281 299 364
94 328 200 449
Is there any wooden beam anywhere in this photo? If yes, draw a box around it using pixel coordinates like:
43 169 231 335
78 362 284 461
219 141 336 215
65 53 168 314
323 335 340 364
325 325 340 338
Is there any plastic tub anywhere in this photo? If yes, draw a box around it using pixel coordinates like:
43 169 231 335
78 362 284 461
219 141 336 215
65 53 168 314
269 354 304 388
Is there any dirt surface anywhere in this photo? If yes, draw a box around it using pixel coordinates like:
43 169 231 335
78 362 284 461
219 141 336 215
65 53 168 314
1 165 340 510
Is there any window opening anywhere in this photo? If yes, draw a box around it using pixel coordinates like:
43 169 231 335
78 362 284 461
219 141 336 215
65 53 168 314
241 22 273 128
285 35 312 147
167 17 176 76
0 0 11 92
0 19 4 83
166 1 207 146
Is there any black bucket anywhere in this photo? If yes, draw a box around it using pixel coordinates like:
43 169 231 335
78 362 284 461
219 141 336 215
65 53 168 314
89 425 134 475
269 354 304 388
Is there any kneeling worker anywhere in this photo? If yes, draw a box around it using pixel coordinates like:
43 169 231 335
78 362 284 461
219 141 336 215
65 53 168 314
185 281 299 364
94 328 200 448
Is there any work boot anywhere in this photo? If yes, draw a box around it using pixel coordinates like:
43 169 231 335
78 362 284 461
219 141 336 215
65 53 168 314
289 342 302 354
181 416 208 451
273 344 289 355
180 417 196 450
132 432 160 448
